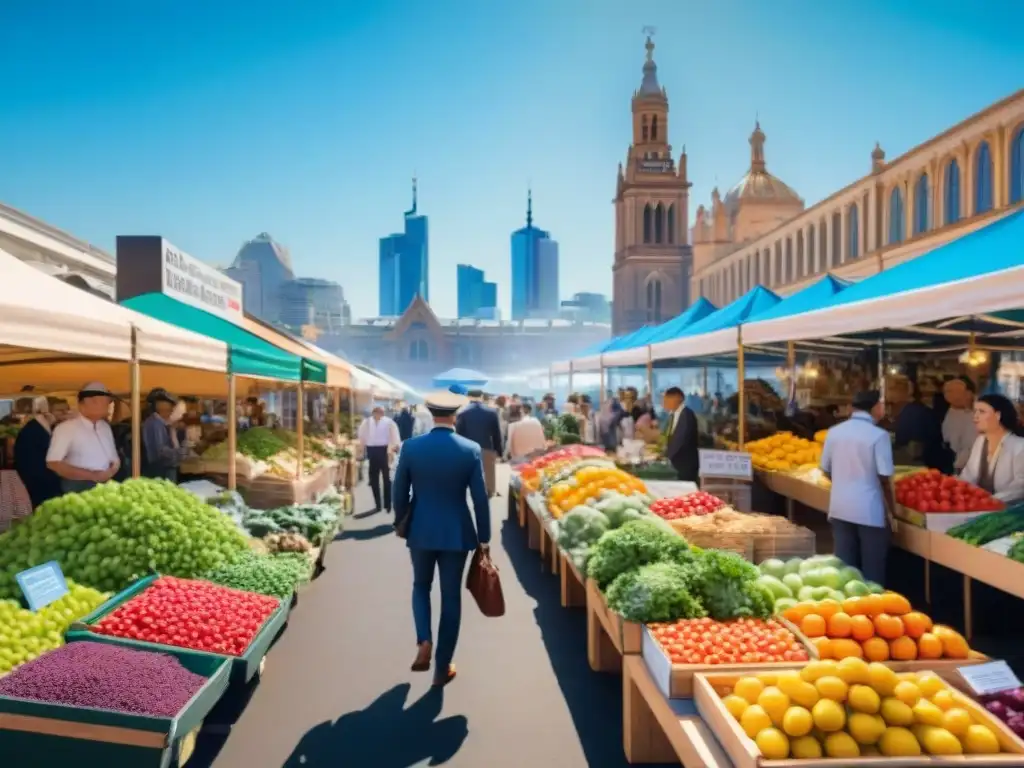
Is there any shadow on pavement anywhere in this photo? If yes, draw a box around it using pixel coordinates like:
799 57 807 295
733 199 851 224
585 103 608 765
281 683 468 767
499 518 675 768
338 523 394 542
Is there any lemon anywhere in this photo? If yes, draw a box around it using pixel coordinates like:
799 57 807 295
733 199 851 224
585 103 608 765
734 676 765 704
777 676 819 709
941 707 972 737
740 705 773 739
917 673 946 698
811 699 846 732
912 698 945 727
912 724 963 755
756 672 778 686
814 675 849 702
893 680 921 706
880 697 915 726
800 659 836 683
962 724 1001 754
848 684 881 714
758 687 790 726
755 727 790 759
848 712 887 745
722 694 749 720
782 706 813 737
879 726 922 756
824 731 860 758
836 656 870 685
789 735 823 758
931 689 956 711
867 662 899 697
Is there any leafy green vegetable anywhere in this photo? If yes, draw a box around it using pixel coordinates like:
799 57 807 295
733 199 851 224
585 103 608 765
605 562 706 622
557 507 610 550
688 549 773 620
203 550 313 598
947 505 1024 546
586 519 693 589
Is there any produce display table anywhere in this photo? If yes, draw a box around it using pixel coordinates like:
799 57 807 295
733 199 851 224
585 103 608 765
586 578 642 673
559 550 586 608
525 493 545 551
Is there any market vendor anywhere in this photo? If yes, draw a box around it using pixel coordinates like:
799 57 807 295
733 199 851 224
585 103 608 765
45 382 120 494
142 389 186 482
820 390 896 585
13 396 63 508
959 394 1024 504
942 377 977 472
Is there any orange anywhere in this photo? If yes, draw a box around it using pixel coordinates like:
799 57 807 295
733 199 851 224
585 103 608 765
873 613 905 641
901 611 933 640
815 599 841 620
917 632 943 660
827 612 853 638
889 636 918 661
842 596 868 616
860 594 885 617
830 638 865 660
812 637 833 659
801 614 827 638
862 636 891 662
850 615 876 642
880 592 912 616
933 625 970 659
783 602 817 625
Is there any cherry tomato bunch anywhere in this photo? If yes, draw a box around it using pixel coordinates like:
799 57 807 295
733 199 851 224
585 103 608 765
649 491 726 520
896 469 1003 513
93 576 280 657
648 617 810 665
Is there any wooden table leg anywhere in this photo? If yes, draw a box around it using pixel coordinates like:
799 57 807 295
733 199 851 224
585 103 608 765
963 574 973 642
587 598 622 672
924 559 931 607
560 555 586 608
527 508 540 551
786 496 795 523
623 658 678 764
517 493 527 528
539 522 549 569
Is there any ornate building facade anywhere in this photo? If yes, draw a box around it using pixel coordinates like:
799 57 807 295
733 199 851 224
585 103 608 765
611 35 693 335
692 90 1024 305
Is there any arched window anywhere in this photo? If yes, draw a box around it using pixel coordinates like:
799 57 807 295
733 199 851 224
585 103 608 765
667 204 675 244
831 212 842 267
796 232 805 277
785 238 793 283
944 159 961 225
643 204 652 243
1012 125 1024 204
641 115 649 142
651 115 659 141
913 174 929 235
773 242 782 285
409 339 428 361
654 203 664 243
807 225 816 272
847 205 860 259
889 187 905 244
975 141 994 214
646 277 663 323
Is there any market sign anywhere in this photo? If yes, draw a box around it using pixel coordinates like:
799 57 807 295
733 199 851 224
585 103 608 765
16 561 69 611
698 449 753 480
116 235 244 324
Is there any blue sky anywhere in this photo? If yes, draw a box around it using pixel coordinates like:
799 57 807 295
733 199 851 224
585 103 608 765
1 0 1022 320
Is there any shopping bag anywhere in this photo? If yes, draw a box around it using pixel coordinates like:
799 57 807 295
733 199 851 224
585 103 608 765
465 547 505 617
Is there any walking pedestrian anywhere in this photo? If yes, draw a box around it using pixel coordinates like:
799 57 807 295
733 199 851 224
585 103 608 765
393 390 491 687
455 390 502 496
358 406 400 512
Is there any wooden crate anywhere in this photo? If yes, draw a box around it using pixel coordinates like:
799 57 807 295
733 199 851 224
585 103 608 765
703 481 752 513
694 668 1024 768
641 621 818 699
559 551 586 608
751 524 816 563
667 523 755 559
586 578 643 673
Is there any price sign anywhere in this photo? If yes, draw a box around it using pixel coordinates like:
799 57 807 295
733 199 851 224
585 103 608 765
959 661 1022 697
699 449 753 480
16 561 70 612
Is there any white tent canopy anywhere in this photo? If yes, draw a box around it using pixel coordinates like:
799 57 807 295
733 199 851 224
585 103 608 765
0 247 227 372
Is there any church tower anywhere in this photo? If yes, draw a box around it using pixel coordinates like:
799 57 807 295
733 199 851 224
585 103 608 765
611 31 692 336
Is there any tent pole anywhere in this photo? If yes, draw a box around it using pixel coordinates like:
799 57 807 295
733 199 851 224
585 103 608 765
646 346 654 399
737 328 746 449
599 361 606 407
878 339 887 404
296 382 305 481
348 388 356 439
130 327 142 479
567 362 574 399
227 374 237 491
702 366 708 397
333 387 341 440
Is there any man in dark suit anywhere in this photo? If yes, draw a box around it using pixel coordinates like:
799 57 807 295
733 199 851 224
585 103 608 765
393 390 491 687
394 405 415 442
455 390 502 497
663 386 700 483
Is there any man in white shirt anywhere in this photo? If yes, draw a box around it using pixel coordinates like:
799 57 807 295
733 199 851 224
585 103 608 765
942 377 976 471
46 382 120 494
505 403 548 461
358 406 400 513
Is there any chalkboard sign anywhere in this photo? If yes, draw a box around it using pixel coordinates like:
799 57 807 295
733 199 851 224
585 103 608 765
16 561 70 612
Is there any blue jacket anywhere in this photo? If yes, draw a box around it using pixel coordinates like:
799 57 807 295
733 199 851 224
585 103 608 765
455 402 502 453
395 409 415 441
393 427 491 551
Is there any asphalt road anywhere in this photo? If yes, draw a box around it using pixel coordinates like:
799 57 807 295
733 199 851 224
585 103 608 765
192 463 675 768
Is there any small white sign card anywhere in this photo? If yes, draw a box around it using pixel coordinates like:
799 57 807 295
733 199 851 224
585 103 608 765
959 660 1022 697
698 449 753 480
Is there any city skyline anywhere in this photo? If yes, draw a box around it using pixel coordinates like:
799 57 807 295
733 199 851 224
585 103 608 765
1 1 1023 319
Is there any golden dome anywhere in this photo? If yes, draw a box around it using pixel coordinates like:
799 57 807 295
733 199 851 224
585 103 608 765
724 122 803 208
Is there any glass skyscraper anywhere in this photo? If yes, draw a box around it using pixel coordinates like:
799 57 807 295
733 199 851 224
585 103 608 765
457 264 498 318
510 190 560 320
379 179 430 316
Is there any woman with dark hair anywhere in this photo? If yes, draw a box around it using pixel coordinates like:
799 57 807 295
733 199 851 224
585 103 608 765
959 394 1024 503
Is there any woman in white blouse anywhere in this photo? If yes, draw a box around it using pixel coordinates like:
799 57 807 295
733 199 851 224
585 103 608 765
960 394 1024 504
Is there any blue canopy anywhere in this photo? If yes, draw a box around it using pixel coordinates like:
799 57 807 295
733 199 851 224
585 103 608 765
650 285 781 345
736 275 850 326
613 297 718 351
432 367 489 388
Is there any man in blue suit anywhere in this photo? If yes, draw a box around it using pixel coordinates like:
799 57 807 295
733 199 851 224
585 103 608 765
455 389 503 497
393 389 491 688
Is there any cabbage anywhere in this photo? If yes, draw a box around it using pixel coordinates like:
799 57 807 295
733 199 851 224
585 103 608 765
689 549 773 620
586 519 694 589
757 574 793 600
838 565 864 586
803 566 842 590
605 562 706 622
759 558 787 579
782 573 804 593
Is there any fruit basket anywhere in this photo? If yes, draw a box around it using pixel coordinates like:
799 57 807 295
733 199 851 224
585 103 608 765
66 574 290 684
694 665 1024 766
0 641 230 767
